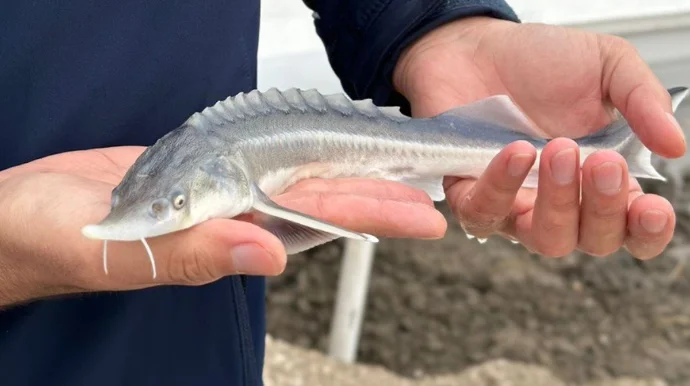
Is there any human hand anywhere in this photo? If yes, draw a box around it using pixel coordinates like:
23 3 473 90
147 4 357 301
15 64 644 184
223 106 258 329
0 147 445 306
393 16 684 259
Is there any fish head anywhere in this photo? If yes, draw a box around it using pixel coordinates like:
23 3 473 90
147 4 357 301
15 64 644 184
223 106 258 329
82 138 251 241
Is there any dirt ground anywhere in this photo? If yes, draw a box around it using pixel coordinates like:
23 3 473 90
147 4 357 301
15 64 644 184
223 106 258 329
262 334 666 386
265 161 690 386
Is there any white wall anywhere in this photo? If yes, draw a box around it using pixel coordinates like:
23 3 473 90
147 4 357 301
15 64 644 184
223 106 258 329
257 1 690 93
257 1 339 93
509 0 690 25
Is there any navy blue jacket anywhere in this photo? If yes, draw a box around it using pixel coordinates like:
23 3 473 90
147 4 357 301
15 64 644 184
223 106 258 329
0 1 519 385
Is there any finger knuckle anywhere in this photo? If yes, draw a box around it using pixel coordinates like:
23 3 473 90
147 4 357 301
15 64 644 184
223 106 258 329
533 225 577 257
458 206 504 236
488 177 519 197
457 192 508 235
536 215 570 235
473 182 517 213
589 202 627 221
548 196 580 214
168 247 218 285
601 35 637 54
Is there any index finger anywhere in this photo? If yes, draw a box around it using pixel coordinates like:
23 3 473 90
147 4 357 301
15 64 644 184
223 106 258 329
445 140 537 238
274 178 448 239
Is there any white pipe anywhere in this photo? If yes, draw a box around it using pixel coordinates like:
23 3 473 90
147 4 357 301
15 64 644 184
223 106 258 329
327 239 376 363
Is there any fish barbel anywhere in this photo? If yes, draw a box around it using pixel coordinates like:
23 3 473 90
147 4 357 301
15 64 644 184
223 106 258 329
82 87 688 278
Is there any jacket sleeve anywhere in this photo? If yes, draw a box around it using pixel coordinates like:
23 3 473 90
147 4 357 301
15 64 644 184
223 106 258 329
301 0 520 114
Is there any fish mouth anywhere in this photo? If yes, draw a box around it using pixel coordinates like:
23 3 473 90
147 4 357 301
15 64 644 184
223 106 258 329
81 217 179 241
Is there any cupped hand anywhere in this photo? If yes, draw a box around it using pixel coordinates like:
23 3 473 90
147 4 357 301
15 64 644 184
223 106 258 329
393 16 683 259
0 147 445 305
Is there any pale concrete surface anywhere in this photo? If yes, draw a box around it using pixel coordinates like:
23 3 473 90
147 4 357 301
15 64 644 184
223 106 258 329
263 335 667 386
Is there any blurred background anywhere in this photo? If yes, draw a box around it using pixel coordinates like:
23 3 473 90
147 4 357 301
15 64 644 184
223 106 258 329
257 1 690 385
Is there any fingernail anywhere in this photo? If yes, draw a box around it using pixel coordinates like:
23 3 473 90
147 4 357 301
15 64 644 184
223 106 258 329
550 148 576 185
640 210 668 233
667 113 686 143
231 244 273 274
593 162 622 195
507 153 534 177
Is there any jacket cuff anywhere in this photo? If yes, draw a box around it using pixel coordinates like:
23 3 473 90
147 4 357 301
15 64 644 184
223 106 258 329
313 0 520 115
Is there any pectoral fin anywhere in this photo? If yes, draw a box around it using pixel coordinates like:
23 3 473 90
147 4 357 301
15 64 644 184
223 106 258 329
250 211 342 254
249 183 379 253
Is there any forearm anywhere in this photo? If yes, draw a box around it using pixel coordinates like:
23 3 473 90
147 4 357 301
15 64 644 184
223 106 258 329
302 0 520 111
0 245 87 309
0 245 45 308
0 177 83 308
0 265 40 309
0 233 48 308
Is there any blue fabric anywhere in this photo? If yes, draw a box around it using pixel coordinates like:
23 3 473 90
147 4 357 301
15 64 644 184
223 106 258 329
0 1 518 385
0 1 265 385
304 0 521 112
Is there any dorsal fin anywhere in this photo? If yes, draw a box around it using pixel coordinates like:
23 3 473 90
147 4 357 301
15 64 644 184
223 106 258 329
188 88 411 126
232 92 258 118
323 93 355 116
301 89 328 112
245 89 272 115
439 95 547 138
261 88 292 113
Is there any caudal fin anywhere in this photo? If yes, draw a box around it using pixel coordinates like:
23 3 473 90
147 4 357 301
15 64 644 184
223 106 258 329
670 86 690 111
578 87 688 182
623 86 688 181
620 132 667 181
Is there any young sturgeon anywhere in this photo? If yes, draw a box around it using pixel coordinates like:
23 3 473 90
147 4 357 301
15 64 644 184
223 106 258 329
82 87 688 278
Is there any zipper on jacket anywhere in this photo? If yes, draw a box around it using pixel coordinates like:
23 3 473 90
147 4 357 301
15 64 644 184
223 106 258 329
231 275 260 385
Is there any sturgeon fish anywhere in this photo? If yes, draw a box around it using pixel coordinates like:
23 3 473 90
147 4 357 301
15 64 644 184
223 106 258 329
82 87 689 278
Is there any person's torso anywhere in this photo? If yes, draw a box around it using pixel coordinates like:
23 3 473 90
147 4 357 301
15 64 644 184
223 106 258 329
0 1 266 385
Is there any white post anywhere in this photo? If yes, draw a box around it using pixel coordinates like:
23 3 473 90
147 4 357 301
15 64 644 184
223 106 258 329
327 239 376 363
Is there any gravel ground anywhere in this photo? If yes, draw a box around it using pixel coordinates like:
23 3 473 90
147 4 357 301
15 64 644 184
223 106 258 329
263 334 667 386
265 114 690 385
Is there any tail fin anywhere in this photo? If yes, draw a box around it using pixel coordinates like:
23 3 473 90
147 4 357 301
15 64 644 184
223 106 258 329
621 131 667 181
626 87 688 181
576 87 688 182
670 86 689 111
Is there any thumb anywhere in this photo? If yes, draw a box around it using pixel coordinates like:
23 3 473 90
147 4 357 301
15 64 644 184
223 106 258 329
600 35 686 159
92 219 287 288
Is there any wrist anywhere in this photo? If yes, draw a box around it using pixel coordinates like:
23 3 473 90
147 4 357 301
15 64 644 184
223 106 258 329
392 16 512 98
0 245 86 308
0 176 84 308
0 239 38 308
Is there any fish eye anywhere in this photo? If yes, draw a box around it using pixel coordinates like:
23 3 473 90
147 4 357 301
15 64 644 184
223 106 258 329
173 194 186 209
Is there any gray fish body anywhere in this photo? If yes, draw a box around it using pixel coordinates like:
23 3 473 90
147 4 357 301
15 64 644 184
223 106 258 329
180 87 661 199
183 89 542 197
82 87 688 274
